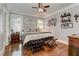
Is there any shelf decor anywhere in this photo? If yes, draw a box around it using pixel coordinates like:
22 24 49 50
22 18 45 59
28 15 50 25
74 13 79 22
68 23 73 28
60 13 73 29
47 18 57 26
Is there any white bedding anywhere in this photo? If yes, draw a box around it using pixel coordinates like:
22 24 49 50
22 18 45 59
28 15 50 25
23 32 53 45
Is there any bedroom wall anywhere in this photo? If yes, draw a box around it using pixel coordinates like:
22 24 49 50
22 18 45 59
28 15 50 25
44 4 79 44
0 4 10 55
8 4 79 45
5 8 10 46
0 4 3 55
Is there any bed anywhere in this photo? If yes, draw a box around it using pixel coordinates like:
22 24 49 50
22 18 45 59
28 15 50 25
22 32 58 53
23 32 53 45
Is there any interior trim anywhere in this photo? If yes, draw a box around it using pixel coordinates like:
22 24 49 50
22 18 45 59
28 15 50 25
57 39 68 45
46 4 79 18
0 47 5 56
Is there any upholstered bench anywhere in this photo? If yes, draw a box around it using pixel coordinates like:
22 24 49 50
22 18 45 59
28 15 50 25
23 36 54 53
45 38 57 48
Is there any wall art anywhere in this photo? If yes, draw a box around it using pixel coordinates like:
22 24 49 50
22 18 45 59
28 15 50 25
74 13 79 22
47 18 57 26
60 13 73 29
68 23 73 28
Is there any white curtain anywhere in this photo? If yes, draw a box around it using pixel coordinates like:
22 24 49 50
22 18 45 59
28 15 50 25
37 19 43 31
10 14 23 33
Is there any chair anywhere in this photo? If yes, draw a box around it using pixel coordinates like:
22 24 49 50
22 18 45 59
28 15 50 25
11 32 20 43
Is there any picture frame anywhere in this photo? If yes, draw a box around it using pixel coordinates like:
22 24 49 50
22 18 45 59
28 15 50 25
68 23 73 28
61 24 68 29
61 24 64 28
47 18 57 26
61 13 73 29
47 20 51 26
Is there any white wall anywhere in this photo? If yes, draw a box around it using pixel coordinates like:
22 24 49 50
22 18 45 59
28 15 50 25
3 4 79 47
44 4 79 44
0 4 4 55
0 4 10 55
5 9 10 46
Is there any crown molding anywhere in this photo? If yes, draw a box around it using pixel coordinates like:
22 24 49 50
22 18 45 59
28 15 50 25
45 4 79 18
0 47 5 56
6 4 79 19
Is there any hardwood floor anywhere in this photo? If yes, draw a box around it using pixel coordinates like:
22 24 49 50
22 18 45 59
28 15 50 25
4 42 68 56
4 43 22 56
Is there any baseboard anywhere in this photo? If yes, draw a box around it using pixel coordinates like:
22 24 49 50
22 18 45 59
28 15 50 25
0 47 5 56
57 39 68 45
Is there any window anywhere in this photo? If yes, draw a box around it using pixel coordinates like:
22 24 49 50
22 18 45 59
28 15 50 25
37 19 43 30
10 14 23 32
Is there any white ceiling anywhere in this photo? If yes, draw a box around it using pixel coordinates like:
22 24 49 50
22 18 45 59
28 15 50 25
6 3 73 17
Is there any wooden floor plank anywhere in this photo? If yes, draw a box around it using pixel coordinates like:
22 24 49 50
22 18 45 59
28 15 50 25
4 42 68 56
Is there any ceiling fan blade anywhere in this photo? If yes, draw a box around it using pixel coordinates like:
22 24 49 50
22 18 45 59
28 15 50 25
43 9 46 12
32 7 38 8
44 5 50 8
38 3 43 8
32 3 42 8
32 3 50 12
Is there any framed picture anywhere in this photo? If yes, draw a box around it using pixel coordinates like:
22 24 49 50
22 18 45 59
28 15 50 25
61 24 68 29
61 13 73 29
68 23 73 28
61 24 64 28
47 20 51 26
47 18 57 26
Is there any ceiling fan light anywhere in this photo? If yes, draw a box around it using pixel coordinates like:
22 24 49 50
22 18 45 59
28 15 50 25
38 8 44 12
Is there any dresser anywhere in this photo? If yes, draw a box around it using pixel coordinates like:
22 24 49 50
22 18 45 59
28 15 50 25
68 35 79 56
11 32 20 43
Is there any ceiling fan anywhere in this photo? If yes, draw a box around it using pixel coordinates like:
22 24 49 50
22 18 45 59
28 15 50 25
32 3 50 12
